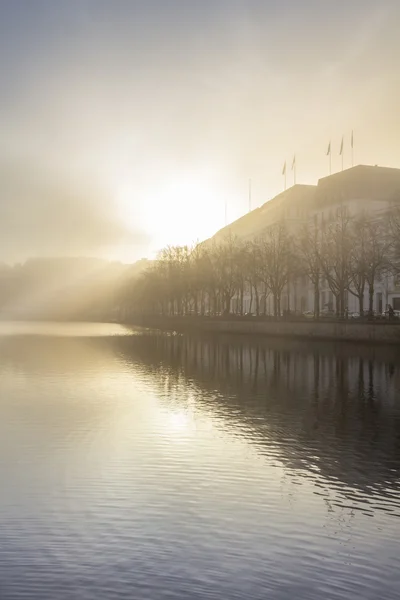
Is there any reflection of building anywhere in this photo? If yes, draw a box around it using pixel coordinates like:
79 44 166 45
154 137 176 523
213 165 400 315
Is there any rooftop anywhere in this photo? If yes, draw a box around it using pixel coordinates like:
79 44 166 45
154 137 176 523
315 164 400 205
207 164 400 244
212 184 316 242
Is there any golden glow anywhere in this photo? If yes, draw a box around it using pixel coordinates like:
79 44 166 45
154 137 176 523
168 410 190 431
3 3 400 262
116 172 227 252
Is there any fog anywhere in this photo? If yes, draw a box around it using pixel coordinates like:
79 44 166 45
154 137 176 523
1 1 400 261
0 156 150 262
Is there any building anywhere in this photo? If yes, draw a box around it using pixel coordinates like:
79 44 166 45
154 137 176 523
210 165 400 315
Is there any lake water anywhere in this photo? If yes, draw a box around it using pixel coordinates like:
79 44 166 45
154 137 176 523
0 322 399 599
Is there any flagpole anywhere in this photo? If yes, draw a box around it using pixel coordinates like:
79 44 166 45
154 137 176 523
282 161 287 191
340 135 344 171
327 141 331 175
292 155 296 185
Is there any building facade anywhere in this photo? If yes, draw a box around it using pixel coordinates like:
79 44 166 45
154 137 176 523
213 165 400 315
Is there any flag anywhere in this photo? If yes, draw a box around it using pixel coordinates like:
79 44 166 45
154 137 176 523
282 161 286 175
339 136 344 155
326 141 331 156
291 154 296 170
351 130 354 149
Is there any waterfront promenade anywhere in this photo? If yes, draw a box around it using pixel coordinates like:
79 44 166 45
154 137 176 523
131 315 400 344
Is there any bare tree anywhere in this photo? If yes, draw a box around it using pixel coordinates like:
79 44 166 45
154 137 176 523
297 223 321 318
123 203 395 322
364 218 391 316
259 223 292 318
212 233 240 315
386 204 400 273
319 208 353 318
245 241 263 316
348 216 368 316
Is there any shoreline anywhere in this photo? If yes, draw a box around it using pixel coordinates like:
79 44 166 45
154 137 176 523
127 315 400 345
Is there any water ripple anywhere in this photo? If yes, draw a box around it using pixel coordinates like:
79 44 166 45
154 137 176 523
0 324 399 599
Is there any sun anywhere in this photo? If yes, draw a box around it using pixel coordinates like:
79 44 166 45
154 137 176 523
115 171 226 255
143 174 226 250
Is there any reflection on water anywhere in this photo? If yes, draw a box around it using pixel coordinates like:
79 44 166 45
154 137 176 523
0 323 399 600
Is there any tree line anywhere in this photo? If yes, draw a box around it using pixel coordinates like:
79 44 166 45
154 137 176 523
121 207 400 320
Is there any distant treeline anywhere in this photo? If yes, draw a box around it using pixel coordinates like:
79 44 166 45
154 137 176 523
0 257 148 320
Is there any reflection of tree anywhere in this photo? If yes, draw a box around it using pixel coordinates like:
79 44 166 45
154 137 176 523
116 334 400 506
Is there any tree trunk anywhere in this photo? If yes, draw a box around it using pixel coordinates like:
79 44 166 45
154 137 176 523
225 292 231 314
194 294 198 316
273 292 280 319
340 288 345 318
213 292 218 316
249 286 253 315
263 282 269 315
255 285 260 316
368 282 374 316
358 293 364 316
314 278 320 319
335 294 340 317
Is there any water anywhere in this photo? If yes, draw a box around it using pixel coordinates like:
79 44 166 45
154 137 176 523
0 322 399 600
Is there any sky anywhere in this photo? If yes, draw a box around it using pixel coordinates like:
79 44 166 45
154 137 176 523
1 0 400 263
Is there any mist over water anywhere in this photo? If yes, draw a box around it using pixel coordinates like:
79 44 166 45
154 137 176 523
0 323 399 599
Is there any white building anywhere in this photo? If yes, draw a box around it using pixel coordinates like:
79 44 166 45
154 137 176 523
211 165 400 315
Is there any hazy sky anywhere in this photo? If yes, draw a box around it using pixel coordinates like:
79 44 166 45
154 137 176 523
1 0 400 262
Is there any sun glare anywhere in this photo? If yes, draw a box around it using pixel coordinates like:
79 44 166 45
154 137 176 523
143 175 226 250
168 410 190 431
115 172 225 256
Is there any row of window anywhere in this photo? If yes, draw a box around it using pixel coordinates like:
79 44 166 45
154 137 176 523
312 205 349 225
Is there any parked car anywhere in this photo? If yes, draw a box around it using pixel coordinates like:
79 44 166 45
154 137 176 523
302 311 314 318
